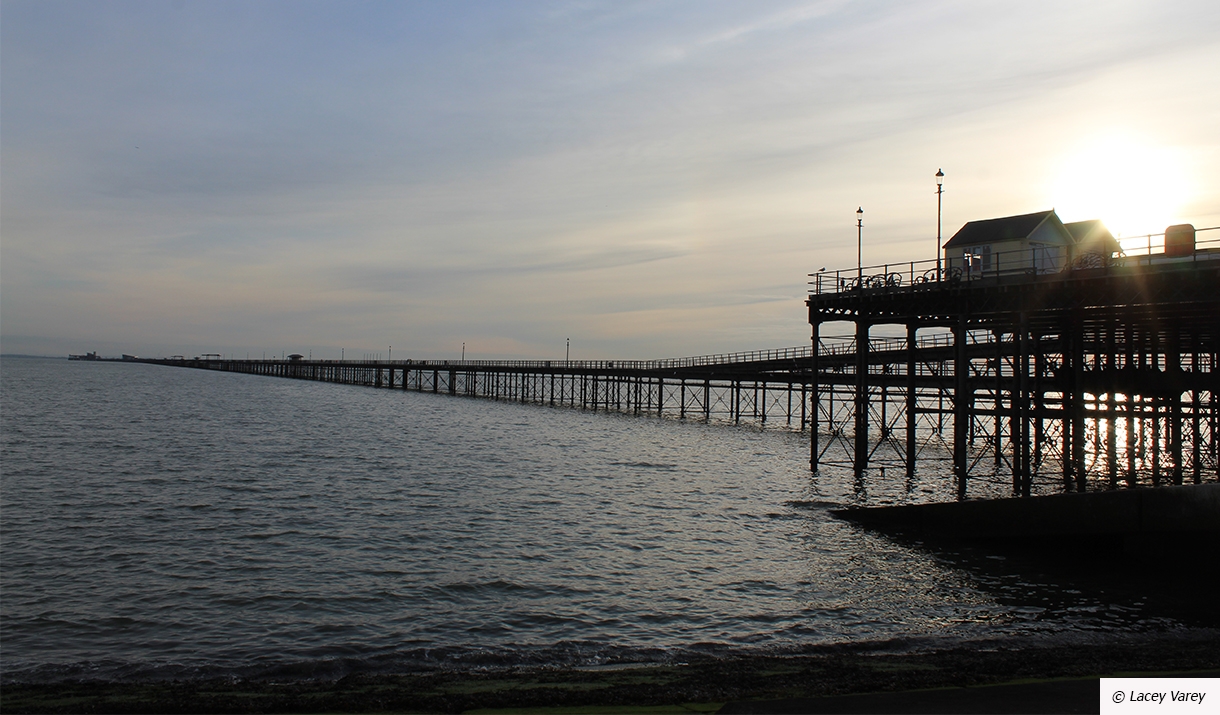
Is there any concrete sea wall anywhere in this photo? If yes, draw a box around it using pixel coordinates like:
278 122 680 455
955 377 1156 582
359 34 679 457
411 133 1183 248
832 484 1220 548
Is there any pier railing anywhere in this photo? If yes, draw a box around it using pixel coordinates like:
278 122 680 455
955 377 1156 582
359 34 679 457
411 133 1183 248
227 346 820 372
808 227 1220 295
172 331 988 371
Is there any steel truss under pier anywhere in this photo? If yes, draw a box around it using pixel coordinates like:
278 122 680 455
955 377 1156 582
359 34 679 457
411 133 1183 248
140 250 1218 500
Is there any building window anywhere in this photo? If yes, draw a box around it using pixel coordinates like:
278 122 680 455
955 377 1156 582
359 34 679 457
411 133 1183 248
1030 243 1056 272
964 245 991 274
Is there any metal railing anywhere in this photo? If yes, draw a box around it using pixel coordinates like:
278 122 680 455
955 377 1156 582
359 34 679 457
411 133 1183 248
169 328 1020 372
808 227 1220 296
164 328 1028 374
331 345 820 372
169 346 817 371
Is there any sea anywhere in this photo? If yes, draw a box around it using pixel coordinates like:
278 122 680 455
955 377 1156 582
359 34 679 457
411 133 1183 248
2 356 1216 683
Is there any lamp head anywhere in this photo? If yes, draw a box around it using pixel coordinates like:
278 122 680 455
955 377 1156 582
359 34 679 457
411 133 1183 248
935 168 944 186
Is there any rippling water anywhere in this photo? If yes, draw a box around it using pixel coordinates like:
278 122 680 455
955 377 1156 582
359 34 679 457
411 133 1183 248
1 357 1213 682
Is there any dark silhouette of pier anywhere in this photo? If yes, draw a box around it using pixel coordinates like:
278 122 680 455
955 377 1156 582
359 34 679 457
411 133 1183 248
808 219 1218 498
131 223 1218 500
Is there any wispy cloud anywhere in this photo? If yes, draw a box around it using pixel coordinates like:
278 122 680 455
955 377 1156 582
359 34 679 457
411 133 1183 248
3 0 1218 358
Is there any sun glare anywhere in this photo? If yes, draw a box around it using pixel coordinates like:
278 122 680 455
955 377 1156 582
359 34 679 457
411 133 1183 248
1050 132 1191 243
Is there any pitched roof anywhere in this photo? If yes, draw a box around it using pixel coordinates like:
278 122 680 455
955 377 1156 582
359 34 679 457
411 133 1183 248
1063 220 1121 254
943 210 1057 249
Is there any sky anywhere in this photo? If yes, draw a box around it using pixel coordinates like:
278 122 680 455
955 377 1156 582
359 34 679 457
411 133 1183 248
3 0 1218 360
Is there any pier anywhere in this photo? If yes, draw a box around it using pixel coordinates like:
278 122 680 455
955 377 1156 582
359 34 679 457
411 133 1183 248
129 223 1218 500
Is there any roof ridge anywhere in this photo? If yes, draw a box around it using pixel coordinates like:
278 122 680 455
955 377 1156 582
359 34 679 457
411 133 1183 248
943 210 1063 249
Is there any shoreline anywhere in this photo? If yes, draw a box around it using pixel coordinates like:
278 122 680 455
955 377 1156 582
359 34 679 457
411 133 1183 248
5 632 1218 713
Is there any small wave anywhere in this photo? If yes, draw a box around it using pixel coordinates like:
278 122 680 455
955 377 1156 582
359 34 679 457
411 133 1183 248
240 529 303 540
438 579 529 594
608 461 679 470
784 499 843 509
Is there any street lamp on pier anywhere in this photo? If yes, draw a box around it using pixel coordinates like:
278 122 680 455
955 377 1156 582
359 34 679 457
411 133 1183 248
936 169 944 279
856 207 864 287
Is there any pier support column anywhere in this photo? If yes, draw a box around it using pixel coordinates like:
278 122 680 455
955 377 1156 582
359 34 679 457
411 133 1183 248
786 382 792 426
1067 309 1087 492
1126 318 1138 487
810 319 821 471
1034 333 1044 475
854 318 870 475
1061 331 1073 491
994 329 1004 471
954 312 970 500
1107 317 1118 488
1213 355 1219 478
906 322 917 477
1017 313 1031 496
1168 326 1184 485
800 382 807 431
1190 330 1201 484
1151 328 1161 486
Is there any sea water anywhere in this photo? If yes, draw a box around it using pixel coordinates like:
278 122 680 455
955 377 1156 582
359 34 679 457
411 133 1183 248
1 357 1213 682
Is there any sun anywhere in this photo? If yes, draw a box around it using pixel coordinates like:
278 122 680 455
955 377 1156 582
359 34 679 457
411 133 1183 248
1050 131 1190 244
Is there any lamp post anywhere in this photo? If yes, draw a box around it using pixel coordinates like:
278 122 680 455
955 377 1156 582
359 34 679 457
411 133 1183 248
566 338 570 366
856 207 864 287
936 169 944 279
462 342 465 361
